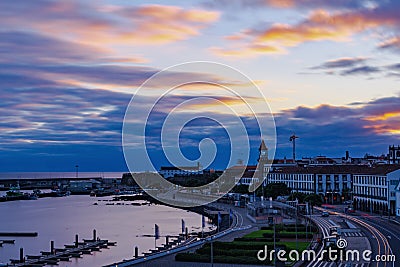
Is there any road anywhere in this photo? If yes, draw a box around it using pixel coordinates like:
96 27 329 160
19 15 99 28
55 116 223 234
312 206 396 267
346 214 398 267
306 211 370 267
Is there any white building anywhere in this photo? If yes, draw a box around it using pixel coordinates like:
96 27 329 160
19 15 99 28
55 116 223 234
234 166 259 186
353 165 400 215
159 165 203 178
267 166 356 199
267 169 314 194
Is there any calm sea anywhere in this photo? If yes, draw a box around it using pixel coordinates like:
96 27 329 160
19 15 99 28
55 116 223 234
0 172 126 180
0 195 212 266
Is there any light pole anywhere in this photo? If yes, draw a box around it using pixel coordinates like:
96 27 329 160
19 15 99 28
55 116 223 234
295 203 298 252
75 165 79 178
210 235 214 267
273 216 276 252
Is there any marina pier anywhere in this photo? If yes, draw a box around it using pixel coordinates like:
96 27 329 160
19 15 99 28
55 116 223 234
7 230 116 267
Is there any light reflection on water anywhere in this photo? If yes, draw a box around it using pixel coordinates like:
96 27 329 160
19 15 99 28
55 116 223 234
0 195 210 266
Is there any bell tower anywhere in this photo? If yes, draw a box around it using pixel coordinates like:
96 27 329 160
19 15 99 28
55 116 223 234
256 140 269 182
258 139 268 163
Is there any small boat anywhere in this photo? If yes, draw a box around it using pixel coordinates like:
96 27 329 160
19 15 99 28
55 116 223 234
69 252 82 258
6 184 23 197
26 255 43 259
0 239 15 244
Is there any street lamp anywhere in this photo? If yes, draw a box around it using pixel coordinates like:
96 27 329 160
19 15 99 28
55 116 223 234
75 165 79 178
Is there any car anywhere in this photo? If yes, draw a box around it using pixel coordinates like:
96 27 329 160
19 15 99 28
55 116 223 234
347 207 355 213
321 211 329 217
343 200 352 205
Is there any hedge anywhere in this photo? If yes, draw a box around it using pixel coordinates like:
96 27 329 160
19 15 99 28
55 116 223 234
262 232 313 239
200 241 284 251
234 237 281 242
260 225 318 233
175 252 272 265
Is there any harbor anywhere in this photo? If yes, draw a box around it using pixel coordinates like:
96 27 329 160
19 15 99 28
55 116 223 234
0 194 210 267
7 230 116 266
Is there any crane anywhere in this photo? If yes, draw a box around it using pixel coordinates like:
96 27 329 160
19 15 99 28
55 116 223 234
289 134 299 161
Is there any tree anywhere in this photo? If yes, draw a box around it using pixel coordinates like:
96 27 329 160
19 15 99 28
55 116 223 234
231 184 248 194
304 194 323 207
288 192 307 203
262 183 291 199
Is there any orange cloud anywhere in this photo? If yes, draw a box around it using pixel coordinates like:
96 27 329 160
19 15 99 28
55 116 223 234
184 96 262 109
1 2 219 61
266 0 295 8
215 6 400 57
211 44 285 57
363 109 400 135
364 124 400 135
111 5 220 44
378 36 400 51
365 112 400 122
103 57 149 64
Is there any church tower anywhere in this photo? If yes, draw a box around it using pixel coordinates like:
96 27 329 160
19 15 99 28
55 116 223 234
258 139 268 163
256 140 269 182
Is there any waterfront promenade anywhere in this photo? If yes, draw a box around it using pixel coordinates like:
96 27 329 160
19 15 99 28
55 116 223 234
105 202 259 267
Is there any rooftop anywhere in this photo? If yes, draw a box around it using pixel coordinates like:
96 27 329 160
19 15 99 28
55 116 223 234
269 164 400 175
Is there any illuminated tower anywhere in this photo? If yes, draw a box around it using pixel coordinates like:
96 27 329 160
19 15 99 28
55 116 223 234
257 140 269 182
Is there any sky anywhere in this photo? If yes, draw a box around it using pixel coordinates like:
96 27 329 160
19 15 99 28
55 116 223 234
1 0 400 172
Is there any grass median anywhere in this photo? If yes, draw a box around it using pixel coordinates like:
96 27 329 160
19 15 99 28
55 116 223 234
176 224 315 265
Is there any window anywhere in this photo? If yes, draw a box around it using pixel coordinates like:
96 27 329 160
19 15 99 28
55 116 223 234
327 185 331 191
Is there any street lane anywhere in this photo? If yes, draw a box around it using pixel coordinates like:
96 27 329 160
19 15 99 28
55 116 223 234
316 207 394 267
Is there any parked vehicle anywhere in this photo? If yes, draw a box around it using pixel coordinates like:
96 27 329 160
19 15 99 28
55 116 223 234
321 211 329 217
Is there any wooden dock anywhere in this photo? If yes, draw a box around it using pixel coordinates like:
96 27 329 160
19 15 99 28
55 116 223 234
8 230 116 267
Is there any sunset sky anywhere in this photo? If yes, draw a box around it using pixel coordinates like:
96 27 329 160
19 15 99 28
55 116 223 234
1 0 400 171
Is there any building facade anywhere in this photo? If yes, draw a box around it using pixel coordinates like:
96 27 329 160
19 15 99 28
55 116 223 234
159 165 203 178
353 166 400 215
267 170 315 194
264 165 400 208
389 145 400 164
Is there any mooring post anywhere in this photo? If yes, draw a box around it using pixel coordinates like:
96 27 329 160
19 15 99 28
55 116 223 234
165 235 169 245
185 227 188 239
93 229 97 241
134 246 139 258
19 247 24 263
50 240 54 254
75 234 79 247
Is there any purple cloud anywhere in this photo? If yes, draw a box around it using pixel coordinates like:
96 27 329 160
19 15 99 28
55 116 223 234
274 95 400 158
312 57 368 69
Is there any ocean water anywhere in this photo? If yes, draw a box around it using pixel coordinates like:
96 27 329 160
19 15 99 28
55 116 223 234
0 172 126 180
0 195 211 266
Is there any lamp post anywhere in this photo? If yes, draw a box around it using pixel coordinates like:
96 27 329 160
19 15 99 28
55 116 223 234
75 165 79 178
210 235 214 267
